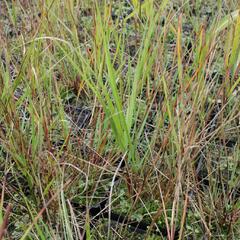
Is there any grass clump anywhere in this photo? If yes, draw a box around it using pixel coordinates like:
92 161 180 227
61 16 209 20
0 0 240 239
